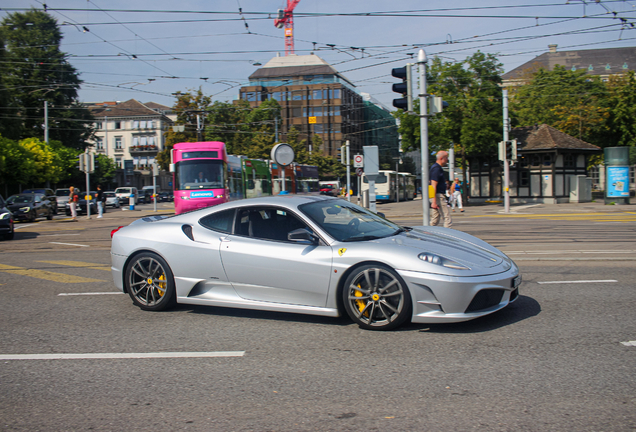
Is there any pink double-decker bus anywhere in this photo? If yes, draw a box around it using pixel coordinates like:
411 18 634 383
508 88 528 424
170 141 228 215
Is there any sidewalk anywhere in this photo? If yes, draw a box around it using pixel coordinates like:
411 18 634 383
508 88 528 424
375 196 636 220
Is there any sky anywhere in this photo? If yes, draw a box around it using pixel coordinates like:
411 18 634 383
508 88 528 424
3 0 636 110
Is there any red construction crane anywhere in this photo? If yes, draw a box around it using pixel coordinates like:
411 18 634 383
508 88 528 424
274 0 301 56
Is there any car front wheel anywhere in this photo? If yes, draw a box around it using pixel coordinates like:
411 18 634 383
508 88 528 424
125 252 176 311
342 264 412 331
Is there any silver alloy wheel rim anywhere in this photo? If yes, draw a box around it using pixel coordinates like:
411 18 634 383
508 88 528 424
347 268 404 327
128 256 168 306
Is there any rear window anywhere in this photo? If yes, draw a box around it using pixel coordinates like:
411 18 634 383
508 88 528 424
115 188 131 194
56 189 70 196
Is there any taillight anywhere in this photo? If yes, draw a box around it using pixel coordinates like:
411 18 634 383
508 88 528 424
110 226 124 238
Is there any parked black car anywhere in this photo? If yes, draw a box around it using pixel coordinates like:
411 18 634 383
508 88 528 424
157 191 173 202
6 193 54 222
0 194 14 240
65 191 98 216
22 188 58 214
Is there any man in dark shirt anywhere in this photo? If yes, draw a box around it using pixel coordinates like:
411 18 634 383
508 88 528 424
430 150 452 228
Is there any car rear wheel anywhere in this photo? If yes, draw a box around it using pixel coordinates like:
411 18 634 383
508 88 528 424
342 264 412 331
125 252 176 311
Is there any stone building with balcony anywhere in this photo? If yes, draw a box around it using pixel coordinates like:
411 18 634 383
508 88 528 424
86 99 174 188
239 54 368 157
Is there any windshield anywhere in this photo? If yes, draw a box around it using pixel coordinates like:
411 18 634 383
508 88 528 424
175 160 224 191
7 195 33 204
104 192 115 197
300 199 401 242
115 188 131 194
56 190 70 196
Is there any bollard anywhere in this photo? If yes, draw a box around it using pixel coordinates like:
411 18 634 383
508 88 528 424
129 193 135 211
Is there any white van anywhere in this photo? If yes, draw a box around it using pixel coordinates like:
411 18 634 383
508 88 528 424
114 187 138 205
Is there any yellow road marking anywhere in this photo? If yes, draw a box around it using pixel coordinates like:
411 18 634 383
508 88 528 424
0 263 104 283
38 260 111 272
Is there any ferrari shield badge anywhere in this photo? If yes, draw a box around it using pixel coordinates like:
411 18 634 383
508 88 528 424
338 248 347 256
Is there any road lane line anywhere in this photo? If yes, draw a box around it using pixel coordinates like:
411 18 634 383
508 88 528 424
620 341 636 347
39 234 81 237
0 263 104 283
0 352 246 360
537 280 618 284
58 292 124 296
49 242 90 247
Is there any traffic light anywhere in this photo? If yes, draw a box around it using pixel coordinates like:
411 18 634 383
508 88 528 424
391 65 412 111
429 96 449 114
506 139 518 162
498 139 518 162
339 144 346 164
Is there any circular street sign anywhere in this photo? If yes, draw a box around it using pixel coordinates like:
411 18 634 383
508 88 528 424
356 168 363 176
354 155 363 164
271 143 295 166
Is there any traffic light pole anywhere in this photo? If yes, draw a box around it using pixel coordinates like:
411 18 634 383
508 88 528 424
503 89 510 214
418 49 430 226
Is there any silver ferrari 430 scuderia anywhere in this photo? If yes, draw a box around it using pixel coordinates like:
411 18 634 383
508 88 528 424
111 195 521 330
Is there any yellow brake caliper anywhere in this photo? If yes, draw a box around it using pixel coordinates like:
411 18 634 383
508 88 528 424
354 284 369 317
156 274 166 297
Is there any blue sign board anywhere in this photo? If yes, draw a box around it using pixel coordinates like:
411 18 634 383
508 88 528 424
190 191 215 199
606 166 630 197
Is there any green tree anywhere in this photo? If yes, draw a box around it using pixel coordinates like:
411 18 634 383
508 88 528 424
156 89 211 171
0 135 35 195
510 65 609 146
19 137 63 185
0 9 93 147
605 71 636 148
93 154 117 187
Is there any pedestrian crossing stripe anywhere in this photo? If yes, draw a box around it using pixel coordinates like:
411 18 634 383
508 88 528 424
469 212 636 222
0 263 105 283
37 260 111 271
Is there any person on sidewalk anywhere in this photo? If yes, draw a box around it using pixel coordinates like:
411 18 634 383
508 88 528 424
430 151 452 228
451 178 464 213
68 186 78 221
96 185 104 218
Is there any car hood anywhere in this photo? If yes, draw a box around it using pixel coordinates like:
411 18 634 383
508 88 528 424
341 226 515 277
7 203 32 211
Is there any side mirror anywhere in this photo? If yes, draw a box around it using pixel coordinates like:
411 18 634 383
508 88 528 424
377 212 386 219
288 228 318 245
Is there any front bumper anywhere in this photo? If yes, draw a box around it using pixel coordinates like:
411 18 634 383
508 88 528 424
398 265 520 324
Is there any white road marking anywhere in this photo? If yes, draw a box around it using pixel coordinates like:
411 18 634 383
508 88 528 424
0 352 245 360
537 280 618 285
49 242 90 247
58 292 124 296
620 341 636 347
40 234 81 237
507 250 635 255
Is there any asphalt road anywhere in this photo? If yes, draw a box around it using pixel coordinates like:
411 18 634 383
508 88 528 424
1 199 635 431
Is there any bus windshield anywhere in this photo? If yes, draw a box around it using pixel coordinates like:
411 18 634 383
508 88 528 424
175 159 224 191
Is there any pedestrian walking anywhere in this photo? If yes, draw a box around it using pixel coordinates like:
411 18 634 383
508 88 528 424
430 151 452 228
69 186 78 221
96 185 104 218
451 178 464 212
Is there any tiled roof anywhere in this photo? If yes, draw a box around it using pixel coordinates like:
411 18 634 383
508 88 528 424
503 46 636 81
511 124 601 152
88 99 165 118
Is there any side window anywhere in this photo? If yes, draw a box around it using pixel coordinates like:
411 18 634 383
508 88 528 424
199 209 235 233
235 207 309 242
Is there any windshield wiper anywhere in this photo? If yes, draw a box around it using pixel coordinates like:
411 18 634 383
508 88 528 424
342 234 384 242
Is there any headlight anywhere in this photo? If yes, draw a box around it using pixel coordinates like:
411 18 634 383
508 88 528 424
418 253 471 270
0 212 9 220
180 196 189 200
20 206 31 212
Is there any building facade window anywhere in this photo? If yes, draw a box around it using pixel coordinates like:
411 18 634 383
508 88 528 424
115 136 123 149
133 120 139 129
564 154 575 167
115 121 122 129
96 137 103 150
140 120 147 129
116 158 122 168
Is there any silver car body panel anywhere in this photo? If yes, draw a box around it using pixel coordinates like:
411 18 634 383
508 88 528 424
111 196 520 323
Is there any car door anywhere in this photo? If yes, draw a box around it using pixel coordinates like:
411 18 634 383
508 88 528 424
219 205 333 307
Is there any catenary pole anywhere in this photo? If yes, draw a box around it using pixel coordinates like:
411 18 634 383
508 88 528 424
503 89 510 213
419 49 430 226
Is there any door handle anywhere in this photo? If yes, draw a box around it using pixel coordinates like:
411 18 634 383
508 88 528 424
220 236 231 243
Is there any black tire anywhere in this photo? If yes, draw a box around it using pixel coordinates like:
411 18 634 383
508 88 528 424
124 252 176 311
46 209 53 220
3 230 14 240
342 264 412 331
